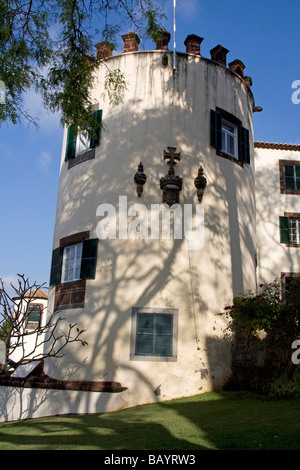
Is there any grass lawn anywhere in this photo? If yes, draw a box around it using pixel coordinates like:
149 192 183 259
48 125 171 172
0 391 299 450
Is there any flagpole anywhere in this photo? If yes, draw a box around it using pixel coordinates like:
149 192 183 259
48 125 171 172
173 0 176 71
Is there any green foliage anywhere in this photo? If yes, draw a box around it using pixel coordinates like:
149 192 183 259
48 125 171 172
268 371 300 399
0 0 164 129
221 278 300 397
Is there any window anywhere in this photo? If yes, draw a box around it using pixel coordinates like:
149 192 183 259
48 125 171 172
284 165 300 190
49 232 98 310
279 160 300 194
221 120 238 159
210 108 250 164
281 273 300 303
130 307 178 361
65 109 102 166
280 214 300 246
26 304 42 330
50 238 98 286
61 243 83 283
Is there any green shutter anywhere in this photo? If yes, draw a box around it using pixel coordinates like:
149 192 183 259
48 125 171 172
238 126 250 164
49 247 63 285
154 314 173 356
136 314 154 355
80 239 98 279
135 313 173 356
280 216 290 243
296 166 300 190
90 109 102 148
65 124 77 160
210 110 222 150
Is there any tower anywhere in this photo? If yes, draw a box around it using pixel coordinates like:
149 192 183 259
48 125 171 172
47 32 256 412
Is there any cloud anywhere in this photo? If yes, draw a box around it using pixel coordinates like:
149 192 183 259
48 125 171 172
37 150 52 177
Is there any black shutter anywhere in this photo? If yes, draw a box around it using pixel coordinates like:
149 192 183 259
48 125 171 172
65 124 77 160
90 109 102 148
279 216 290 243
80 239 98 279
49 247 63 285
238 126 250 164
210 110 222 150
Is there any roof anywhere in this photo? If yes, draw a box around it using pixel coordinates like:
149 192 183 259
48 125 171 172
12 288 48 301
254 141 300 152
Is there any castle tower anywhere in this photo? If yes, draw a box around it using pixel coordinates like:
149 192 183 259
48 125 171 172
46 32 256 412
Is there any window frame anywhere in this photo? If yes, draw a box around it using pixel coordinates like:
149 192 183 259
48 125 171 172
26 303 43 331
49 231 98 311
279 160 300 195
210 108 250 166
65 109 103 169
61 242 83 284
279 213 300 247
130 307 178 362
281 272 300 303
221 119 238 159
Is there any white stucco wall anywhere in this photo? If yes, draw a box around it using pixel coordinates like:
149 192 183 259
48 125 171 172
255 145 300 284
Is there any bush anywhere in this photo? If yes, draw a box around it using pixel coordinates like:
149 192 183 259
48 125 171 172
220 278 300 397
268 371 300 399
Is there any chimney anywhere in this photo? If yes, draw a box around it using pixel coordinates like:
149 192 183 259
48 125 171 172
122 32 140 53
155 30 171 50
244 76 253 87
210 44 229 66
95 40 114 60
229 59 245 78
184 34 203 56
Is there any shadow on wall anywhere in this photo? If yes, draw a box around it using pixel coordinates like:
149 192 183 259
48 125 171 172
255 154 300 282
1 57 255 420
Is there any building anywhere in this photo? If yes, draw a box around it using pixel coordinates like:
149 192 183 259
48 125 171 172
255 141 300 286
42 31 299 414
9 288 48 364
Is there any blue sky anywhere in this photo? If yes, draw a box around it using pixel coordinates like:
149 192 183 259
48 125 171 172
0 0 299 294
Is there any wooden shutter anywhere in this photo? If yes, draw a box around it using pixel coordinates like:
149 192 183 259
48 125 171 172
80 238 98 279
136 314 154 355
154 314 173 356
135 313 173 356
65 124 77 161
279 216 290 243
90 109 103 148
238 126 250 164
210 110 222 150
49 247 63 285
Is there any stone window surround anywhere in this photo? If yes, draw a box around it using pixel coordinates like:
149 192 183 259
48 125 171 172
130 307 178 362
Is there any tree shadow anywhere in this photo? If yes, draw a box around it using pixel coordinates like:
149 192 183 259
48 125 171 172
2 52 257 425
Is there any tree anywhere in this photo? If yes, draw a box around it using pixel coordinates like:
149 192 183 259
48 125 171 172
219 278 300 396
0 0 165 130
0 274 87 374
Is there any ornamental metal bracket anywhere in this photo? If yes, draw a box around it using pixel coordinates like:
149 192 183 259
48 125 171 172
134 162 147 197
160 146 182 206
194 166 207 203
